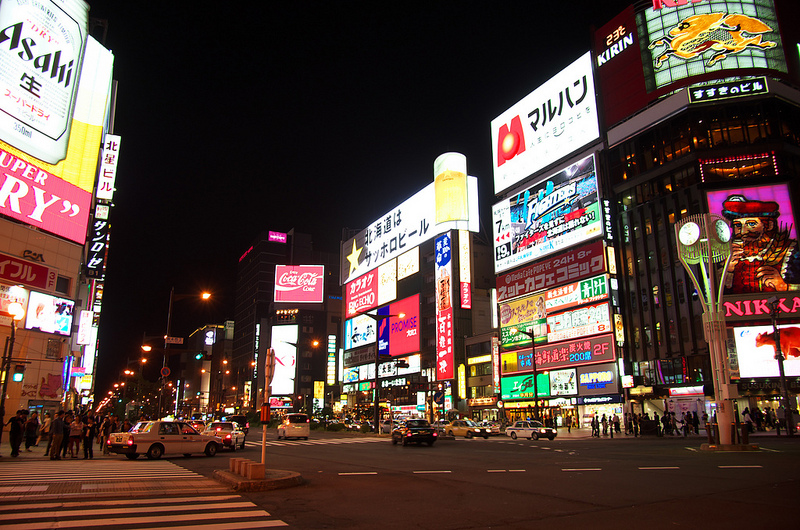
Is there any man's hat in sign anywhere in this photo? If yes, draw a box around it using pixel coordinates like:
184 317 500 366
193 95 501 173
722 195 779 220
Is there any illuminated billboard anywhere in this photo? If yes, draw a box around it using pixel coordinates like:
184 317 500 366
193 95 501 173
340 175 479 284
499 293 547 349
492 153 602 274
706 183 798 295
0 250 57 291
0 0 88 164
0 37 114 244
24 290 74 336
545 274 609 313
491 52 600 194
546 301 611 343
534 334 617 372
274 265 325 303
270 324 298 395
344 313 377 350
377 294 420 357
500 372 549 400
577 362 619 396
733 324 800 377
644 0 785 92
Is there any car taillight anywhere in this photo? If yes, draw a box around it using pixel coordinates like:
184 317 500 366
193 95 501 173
226 434 231 439
127 437 134 446
433 432 438 437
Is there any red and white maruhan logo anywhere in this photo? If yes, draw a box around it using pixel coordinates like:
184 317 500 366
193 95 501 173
274 265 325 303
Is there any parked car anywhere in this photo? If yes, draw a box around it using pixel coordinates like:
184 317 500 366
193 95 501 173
380 419 404 433
226 414 249 435
505 420 557 440
432 419 452 434
202 421 246 450
391 419 438 446
106 420 222 460
277 413 310 440
446 419 490 439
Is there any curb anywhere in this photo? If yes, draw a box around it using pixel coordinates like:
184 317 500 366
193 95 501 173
212 468 304 492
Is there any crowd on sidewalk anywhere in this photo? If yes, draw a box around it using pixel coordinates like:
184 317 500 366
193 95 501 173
3 408 132 460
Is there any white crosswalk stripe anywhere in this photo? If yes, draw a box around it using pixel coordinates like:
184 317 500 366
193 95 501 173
249 437 386 447
0 494 287 529
0 459 205 485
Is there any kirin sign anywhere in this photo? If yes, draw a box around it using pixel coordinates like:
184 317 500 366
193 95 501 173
274 265 324 303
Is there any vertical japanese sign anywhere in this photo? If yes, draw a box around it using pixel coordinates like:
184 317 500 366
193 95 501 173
458 230 471 309
492 336 501 394
96 134 121 200
85 203 109 278
435 233 454 380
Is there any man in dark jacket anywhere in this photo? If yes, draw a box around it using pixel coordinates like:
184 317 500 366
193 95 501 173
49 411 65 460
6 410 25 457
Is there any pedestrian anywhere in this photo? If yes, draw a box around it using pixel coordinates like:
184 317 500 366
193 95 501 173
692 411 700 434
24 410 39 451
38 412 52 450
601 414 608 436
614 414 621 433
654 412 661 436
5 410 25 457
68 414 83 458
743 407 753 433
633 413 639 437
82 417 97 459
591 414 599 437
567 414 571 433
776 405 785 435
50 411 65 460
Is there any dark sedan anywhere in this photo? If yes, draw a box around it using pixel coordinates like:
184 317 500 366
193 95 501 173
391 419 438 446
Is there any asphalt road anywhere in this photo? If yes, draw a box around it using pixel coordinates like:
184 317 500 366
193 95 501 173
175 430 800 529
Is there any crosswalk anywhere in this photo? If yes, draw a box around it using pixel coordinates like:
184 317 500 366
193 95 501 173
0 460 288 528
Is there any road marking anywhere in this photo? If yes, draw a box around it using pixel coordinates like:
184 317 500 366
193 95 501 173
562 468 602 472
413 470 451 474
760 447 780 452
718 465 763 469
338 472 377 475
639 466 680 470
509 469 526 472
487 469 506 473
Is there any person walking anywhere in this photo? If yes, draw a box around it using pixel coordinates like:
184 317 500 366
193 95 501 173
82 417 97 459
743 407 753 433
601 414 608 436
5 410 25 457
49 411 65 460
24 410 39 451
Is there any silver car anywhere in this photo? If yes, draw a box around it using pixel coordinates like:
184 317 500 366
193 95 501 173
505 420 557 440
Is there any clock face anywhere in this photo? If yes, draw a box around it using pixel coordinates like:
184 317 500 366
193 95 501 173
714 219 731 243
679 222 700 246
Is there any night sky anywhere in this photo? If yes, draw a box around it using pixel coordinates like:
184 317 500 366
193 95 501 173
87 0 631 395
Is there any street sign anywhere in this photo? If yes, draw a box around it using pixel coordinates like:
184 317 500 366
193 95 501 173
160 366 171 377
165 336 184 344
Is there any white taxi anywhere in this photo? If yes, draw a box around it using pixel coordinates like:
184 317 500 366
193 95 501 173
106 420 222 459
277 413 310 440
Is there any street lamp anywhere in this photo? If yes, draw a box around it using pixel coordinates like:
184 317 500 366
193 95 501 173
354 310 405 433
510 327 539 421
675 213 735 445
157 287 211 418
0 301 25 455
767 297 795 436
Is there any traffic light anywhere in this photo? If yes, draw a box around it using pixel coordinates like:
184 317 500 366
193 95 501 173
12 364 25 382
194 352 203 360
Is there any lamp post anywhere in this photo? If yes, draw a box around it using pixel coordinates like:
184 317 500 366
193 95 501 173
510 327 539 421
675 213 735 445
355 310 404 433
767 297 795 436
157 288 211 418
0 301 25 456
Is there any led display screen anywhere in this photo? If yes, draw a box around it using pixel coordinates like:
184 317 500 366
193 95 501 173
24 290 74 336
733 324 800 377
269 325 298 395
492 153 602 274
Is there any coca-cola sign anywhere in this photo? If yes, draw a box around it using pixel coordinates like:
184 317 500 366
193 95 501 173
274 265 325 303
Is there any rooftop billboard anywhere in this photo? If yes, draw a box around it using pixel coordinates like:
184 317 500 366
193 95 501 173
274 265 325 303
491 52 600 194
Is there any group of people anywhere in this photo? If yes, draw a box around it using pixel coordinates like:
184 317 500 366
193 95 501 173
741 405 789 433
4 408 131 460
590 413 622 437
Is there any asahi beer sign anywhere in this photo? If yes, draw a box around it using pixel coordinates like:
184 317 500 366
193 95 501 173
493 154 603 274
491 52 600 194
0 0 88 164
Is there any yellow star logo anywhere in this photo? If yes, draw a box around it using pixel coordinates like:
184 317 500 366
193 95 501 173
346 239 363 277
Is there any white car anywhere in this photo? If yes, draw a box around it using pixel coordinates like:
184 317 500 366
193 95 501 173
202 421 246 450
505 420 557 440
277 413 310 440
106 420 222 459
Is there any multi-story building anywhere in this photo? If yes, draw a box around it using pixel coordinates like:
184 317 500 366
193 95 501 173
233 229 341 416
338 153 495 424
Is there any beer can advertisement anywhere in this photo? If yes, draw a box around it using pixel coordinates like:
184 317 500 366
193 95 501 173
492 153 603 274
